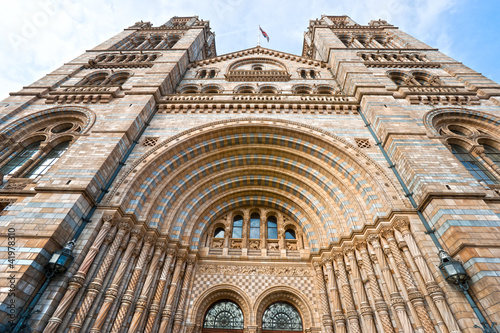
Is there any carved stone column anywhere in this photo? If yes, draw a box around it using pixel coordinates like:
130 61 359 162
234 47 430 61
90 228 142 333
367 234 413 333
355 241 395 333
313 261 334 333
344 246 376 333
381 228 435 333
158 252 187 333
43 214 117 333
242 212 249 248
322 257 346 333
333 253 361 333
172 257 197 333
144 248 176 333
393 219 460 333
224 226 231 248
260 215 266 250
110 235 155 333
397 236 448 333
68 222 131 332
128 240 167 333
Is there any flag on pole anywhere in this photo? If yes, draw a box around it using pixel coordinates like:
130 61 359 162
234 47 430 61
259 26 269 42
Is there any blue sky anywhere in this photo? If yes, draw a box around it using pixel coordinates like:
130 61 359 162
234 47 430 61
0 0 499 100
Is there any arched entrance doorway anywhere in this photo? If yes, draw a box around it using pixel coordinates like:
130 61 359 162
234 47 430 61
262 302 303 333
203 300 244 333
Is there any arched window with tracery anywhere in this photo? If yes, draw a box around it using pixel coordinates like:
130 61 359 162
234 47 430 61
25 141 70 179
203 300 244 331
484 144 500 168
425 110 500 188
450 144 498 185
0 141 41 176
0 108 90 183
262 302 303 331
108 72 131 86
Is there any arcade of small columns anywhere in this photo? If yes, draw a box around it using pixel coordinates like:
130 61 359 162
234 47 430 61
42 211 462 333
202 208 306 252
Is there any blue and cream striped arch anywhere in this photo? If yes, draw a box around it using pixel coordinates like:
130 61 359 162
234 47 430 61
112 118 403 251
0 106 95 138
424 107 500 136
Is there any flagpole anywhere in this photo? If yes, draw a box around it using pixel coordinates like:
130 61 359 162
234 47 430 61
257 25 260 46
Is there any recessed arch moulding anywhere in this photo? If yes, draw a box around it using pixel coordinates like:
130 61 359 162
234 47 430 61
108 118 407 251
187 284 316 331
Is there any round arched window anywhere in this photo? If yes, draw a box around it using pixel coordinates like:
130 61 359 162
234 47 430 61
285 229 296 239
262 302 303 331
213 227 225 238
203 300 244 330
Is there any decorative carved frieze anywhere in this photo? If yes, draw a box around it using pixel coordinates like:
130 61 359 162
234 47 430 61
197 264 312 276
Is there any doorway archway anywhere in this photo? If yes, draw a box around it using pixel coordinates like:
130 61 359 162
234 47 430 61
262 302 303 332
202 300 244 333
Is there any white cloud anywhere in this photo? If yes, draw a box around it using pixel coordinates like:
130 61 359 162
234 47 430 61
0 0 495 100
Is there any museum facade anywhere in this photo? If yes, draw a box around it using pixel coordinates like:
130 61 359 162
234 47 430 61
0 15 499 333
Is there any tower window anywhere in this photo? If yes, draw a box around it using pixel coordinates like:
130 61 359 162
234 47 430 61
267 216 278 239
232 215 243 238
25 141 70 179
448 125 472 136
450 144 498 184
484 144 500 168
0 141 41 176
51 123 73 134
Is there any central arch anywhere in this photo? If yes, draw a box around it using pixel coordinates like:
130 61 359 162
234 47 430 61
109 118 404 251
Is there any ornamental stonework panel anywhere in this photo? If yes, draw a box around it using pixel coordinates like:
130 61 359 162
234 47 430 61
192 263 316 303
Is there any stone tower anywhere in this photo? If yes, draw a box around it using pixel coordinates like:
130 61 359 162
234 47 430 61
0 15 499 333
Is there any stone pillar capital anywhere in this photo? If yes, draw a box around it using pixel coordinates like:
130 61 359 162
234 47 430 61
380 228 395 240
354 240 368 251
392 217 410 233
343 246 355 257
333 252 344 262
101 210 120 226
322 256 333 267
366 233 380 245
118 221 132 233
166 247 177 256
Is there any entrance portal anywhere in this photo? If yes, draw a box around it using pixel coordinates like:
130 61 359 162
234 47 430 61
202 300 244 333
262 302 303 332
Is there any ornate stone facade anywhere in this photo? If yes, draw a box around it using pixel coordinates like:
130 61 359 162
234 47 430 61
0 14 499 333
